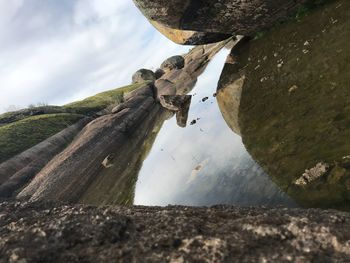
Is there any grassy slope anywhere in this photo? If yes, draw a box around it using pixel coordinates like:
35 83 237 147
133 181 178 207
0 83 145 163
0 113 84 163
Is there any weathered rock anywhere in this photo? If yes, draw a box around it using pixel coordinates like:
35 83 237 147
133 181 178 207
159 95 192 128
160 55 185 71
123 82 154 101
17 93 160 202
154 79 176 99
159 95 191 112
1 201 350 262
216 37 250 136
150 20 231 45
154 68 165 79
0 118 91 198
133 0 308 38
230 0 350 209
132 69 155 84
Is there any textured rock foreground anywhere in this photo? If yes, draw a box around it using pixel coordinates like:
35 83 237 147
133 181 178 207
1 202 350 262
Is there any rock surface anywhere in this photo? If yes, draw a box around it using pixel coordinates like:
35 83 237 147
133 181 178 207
160 55 185 71
1 201 350 262
132 69 156 84
133 0 308 37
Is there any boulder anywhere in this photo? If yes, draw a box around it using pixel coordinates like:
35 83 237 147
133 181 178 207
154 68 165 79
150 20 231 45
133 0 308 38
132 69 156 84
161 55 185 71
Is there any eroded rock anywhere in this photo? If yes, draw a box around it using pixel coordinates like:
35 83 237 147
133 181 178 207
132 69 156 84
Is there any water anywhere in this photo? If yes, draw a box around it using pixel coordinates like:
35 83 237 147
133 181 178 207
134 50 295 207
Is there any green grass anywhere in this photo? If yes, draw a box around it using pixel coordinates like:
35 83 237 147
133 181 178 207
63 83 144 115
0 113 84 163
0 83 148 163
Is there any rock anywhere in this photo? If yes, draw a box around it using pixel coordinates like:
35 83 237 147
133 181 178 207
0 118 91 198
123 82 154 101
154 79 176 99
159 95 192 128
159 95 191 112
201 97 209 102
133 0 308 38
1 201 350 262
149 20 231 45
132 69 156 84
154 68 165 79
161 55 185 71
17 92 160 202
190 120 197 125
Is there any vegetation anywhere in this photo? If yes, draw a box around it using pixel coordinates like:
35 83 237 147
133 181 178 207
63 83 144 115
0 113 84 163
0 83 147 163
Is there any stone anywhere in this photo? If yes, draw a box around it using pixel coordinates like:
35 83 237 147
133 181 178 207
158 95 192 128
133 0 308 38
154 79 176 99
154 68 165 79
149 20 231 45
132 69 156 84
161 55 185 71
1 201 350 262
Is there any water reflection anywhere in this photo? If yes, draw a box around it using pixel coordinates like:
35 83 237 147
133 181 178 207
223 0 350 210
134 51 295 207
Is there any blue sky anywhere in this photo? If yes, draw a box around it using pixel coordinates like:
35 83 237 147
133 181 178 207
0 0 190 113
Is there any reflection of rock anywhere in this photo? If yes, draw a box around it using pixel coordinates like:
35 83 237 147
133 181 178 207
159 95 192 128
294 163 330 186
132 69 155 84
233 0 350 209
217 37 250 136
133 0 306 38
150 20 231 45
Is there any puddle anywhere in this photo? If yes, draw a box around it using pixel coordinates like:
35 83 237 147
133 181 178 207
134 50 295 207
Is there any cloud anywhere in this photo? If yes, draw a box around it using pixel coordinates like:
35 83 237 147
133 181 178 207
0 0 190 112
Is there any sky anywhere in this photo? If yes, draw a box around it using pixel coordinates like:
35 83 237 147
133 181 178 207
0 0 190 113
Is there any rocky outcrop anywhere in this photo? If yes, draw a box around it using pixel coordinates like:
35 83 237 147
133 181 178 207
132 69 156 84
133 0 308 39
0 118 91 198
18 87 160 202
1 201 350 262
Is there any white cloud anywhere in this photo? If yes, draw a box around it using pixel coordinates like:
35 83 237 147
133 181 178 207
0 0 190 112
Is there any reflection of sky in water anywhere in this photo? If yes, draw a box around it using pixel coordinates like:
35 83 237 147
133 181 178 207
134 50 296 207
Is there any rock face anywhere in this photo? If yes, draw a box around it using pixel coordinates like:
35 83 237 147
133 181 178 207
18 85 160 202
132 69 155 84
133 0 308 38
1 201 350 262
150 20 231 45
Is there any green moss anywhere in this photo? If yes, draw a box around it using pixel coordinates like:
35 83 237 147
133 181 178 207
63 83 145 115
0 113 84 163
